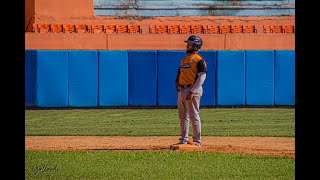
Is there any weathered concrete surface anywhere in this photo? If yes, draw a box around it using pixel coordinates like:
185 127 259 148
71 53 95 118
27 0 294 29
107 34 226 50
226 34 295 50
24 0 295 49
34 0 94 19
25 0 35 32
94 0 295 16
25 33 107 50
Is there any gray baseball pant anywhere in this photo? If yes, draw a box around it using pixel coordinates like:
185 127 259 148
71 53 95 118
177 87 202 145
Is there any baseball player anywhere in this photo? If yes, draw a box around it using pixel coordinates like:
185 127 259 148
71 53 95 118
175 35 207 146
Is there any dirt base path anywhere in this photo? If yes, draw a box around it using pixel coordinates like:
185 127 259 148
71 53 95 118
25 136 295 158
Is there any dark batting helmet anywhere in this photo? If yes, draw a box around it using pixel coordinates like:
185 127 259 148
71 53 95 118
184 35 203 49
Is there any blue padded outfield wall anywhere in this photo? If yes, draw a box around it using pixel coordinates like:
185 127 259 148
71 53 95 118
275 50 295 105
25 49 295 107
246 50 275 105
199 51 217 105
99 50 128 106
217 50 245 105
128 50 157 106
157 50 184 106
25 50 37 106
36 50 69 107
69 50 98 107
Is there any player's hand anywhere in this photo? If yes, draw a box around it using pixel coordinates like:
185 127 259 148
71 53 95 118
186 92 194 100
175 82 180 92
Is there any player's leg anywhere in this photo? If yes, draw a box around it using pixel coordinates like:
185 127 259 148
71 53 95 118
187 95 202 146
178 90 189 144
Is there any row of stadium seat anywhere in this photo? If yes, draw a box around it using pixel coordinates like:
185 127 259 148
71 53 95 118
150 25 258 34
32 24 295 34
33 24 141 34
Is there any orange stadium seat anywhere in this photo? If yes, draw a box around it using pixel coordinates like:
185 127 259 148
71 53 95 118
243 25 257 33
270 25 282 33
264 25 283 33
104 25 116 34
50 24 63 33
179 25 191 34
149 25 156 33
32 24 38 33
282 25 295 33
168 25 180 34
128 25 141 33
231 25 243 33
38 24 50 33
116 24 128 33
155 25 167 33
203 25 219 34
263 25 272 33
191 25 203 34
75 24 88 33
63 24 75 33
86 25 92 33
219 25 231 33
91 24 104 33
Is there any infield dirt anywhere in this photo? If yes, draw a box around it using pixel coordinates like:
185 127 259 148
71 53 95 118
25 136 294 157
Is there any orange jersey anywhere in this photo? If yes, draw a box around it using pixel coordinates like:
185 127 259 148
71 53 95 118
178 52 207 85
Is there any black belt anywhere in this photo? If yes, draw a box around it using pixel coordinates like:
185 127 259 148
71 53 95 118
180 84 192 89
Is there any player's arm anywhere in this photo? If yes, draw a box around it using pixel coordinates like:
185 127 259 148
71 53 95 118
175 68 181 92
191 60 207 93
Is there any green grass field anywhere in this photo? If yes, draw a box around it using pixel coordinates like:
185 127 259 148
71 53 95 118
26 150 294 179
25 108 294 137
25 108 295 179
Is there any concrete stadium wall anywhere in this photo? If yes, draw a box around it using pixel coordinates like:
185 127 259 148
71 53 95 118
25 0 35 32
93 0 295 16
25 33 294 50
25 0 294 29
25 49 295 107
25 0 295 51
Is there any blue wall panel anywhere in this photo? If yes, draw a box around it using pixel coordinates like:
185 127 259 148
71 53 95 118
99 50 128 106
25 50 37 106
69 50 98 107
199 50 217 106
128 50 157 106
275 50 295 105
36 50 69 107
246 50 274 105
26 49 295 107
157 50 185 106
217 50 245 105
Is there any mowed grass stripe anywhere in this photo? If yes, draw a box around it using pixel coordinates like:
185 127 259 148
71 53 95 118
26 150 294 179
25 108 294 137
